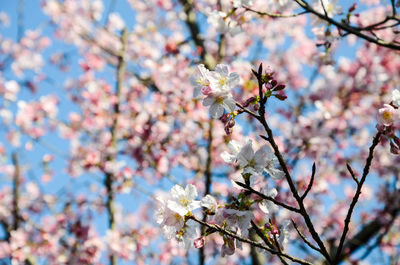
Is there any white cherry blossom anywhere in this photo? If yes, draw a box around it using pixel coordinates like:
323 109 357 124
259 185 278 214
215 208 253 237
207 11 241 35
201 194 217 213
207 64 240 92
190 64 210 98
221 140 242 163
263 145 285 180
203 92 236 118
233 0 254 8
167 184 201 216
392 89 400 107
155 196 185 239
237 140 269 176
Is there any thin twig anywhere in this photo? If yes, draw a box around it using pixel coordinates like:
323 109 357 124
190 216 314 265
291 219 321 253
301 162 316 201
334 132 382 263
234 181 301 213
253 67 332 263
250 221 289 265
346 163 359 185
236 103 260 118
291 0 400 50
244 6 308 18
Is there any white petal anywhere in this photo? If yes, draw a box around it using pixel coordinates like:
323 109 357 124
185 184 198 200
215 64 229 76
268 168 285 180
227 72 240 88
237 141 254 166
221 151 236 163
209 102 224 118
201 194 217 210
193 87 202 98
170 185 185 199
228 140 241 155
259 200 271 214
198 64 209 77
167 200 188 216
203 95 215 107
188 200 201 211
222 96 236 112
266 187 278 198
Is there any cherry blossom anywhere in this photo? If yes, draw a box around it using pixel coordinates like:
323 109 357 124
167 184 201 216
377 104 398 127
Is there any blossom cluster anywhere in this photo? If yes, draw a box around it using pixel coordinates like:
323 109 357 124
221 139 284 180
191 64 239 118
377 89 400 154
156 182 289 257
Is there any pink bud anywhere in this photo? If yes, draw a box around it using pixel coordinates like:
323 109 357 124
274 93 287 101
194 236 205 248
220 113 230 123
243 96 256 107
201 86 212 96
225 126 233 135
348 3 356 12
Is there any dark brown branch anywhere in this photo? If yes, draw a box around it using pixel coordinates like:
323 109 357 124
334 132 382 263
291 0 400 50
190 216 314 265
251 220 288 265
178 0 215 68
12 152 21 231
291 219 321 253
234 181 301 213
236 103 260 118
346 163 359 185
253 67 331 262
244 6 308 18
337 202 399 263
301 162 316 201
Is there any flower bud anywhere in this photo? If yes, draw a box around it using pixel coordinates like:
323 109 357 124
274 93 287 101
194 236 205 248
244 96 256 107
220 113 230 124
274 84 285 91
348 3 356 12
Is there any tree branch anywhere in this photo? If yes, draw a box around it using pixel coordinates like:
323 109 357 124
104 28 127 265
190 216 314 265
334 131 382 263
253 67 332 263
12 152 21 231
301 162 316 201
234 181 301 213
291 0 400 50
